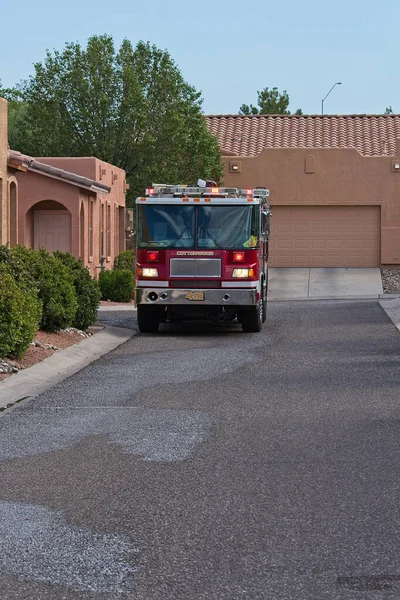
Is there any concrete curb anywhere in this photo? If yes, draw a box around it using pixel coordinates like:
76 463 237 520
379 297 400 333
98 304 137 312
0 325 135 410
268 294 400 302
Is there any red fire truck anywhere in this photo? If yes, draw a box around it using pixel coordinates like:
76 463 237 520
135 181 271 333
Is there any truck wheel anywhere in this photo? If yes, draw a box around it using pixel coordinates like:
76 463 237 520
262 289 267 323
241 299 263 333
137 306 160 333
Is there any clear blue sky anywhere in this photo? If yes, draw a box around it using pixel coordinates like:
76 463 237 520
1 0 398 115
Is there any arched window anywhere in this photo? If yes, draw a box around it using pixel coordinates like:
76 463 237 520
80 203 85 259
9 181 18 247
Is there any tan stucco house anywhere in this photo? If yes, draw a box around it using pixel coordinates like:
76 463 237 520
1 94 128 277
206 114 400 268
7 153 127 277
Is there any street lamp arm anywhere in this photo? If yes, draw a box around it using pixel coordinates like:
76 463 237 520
323 83 339 103
321 82 342 115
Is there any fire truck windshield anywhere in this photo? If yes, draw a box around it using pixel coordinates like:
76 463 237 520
137 205 259 249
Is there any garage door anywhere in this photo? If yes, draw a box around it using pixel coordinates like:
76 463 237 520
34 210 72 254
269 206 380 267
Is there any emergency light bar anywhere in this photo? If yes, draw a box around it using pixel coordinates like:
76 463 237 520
146 185 270 198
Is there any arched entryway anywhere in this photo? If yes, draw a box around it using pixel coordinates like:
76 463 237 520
31 200 72 253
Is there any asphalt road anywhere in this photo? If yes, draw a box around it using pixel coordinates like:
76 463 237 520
1 300 400 600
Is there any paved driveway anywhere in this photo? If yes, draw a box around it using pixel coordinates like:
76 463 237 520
268 268 383 300
0 301 400 599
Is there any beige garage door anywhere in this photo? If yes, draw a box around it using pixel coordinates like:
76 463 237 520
269 206 380 267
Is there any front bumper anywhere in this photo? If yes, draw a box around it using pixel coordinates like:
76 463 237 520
136 287 257 306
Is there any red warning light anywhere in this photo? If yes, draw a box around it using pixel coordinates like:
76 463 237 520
233 252 245 263
147 251 159 262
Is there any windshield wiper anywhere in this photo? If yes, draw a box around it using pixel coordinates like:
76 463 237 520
198 225 223 249
169 225 193 248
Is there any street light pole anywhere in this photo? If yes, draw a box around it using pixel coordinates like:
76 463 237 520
321 82 342 115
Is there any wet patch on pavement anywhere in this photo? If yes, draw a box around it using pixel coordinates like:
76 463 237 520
0 407 214 462
0 500 138 593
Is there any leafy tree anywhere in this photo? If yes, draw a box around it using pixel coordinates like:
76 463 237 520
385 106 394 114
9 36 223 204
0 84 32 150
239 86 302 115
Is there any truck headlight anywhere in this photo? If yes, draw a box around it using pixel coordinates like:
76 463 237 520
232 269 253 277
140 268 159 277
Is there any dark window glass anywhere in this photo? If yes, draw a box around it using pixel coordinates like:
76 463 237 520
137 205 195 248
198 206 258 249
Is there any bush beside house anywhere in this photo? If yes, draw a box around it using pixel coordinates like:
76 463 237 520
11 246 78 332
99 249 135 302
54 252 101 330
99 269 134 302
114 249 135 272
0 245 101 360
0 263 42 358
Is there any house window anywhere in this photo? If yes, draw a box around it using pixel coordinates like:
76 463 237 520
80 204 85 259
119 206 125 253
107 203 111 259
115 206 119 256
9 182 18 247
89 200 93 260
100 203 105 260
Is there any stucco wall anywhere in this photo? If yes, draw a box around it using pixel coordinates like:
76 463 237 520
36 157 127 208
14 167 125 277
223 147 400 265
0 97 8 245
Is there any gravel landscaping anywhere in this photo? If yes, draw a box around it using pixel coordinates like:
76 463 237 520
381 268 400 294
0 326 102 382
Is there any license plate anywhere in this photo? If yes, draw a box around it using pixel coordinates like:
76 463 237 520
185 291 205 301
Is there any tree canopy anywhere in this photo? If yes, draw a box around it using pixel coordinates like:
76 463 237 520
2 36 223 203
239 86 302 115
0 84 31 150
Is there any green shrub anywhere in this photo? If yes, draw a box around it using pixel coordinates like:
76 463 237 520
99 269 134 302
114 249 135 272
54 251 101 330
10 246 78 332
0 263 42 358
0 244 33 283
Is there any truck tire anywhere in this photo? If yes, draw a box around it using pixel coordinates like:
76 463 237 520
241 299 263 333
262 278 267 323
262 297 267 323
137 306 160 333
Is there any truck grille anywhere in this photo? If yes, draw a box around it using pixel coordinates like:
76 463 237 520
170 258 221 278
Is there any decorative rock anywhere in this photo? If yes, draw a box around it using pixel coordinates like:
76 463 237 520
381 269 400 294
64 327 91 338
34 340 47 349
0 360 20 374
6 360 19 368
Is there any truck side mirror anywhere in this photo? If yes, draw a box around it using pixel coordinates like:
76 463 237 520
262 210 271 236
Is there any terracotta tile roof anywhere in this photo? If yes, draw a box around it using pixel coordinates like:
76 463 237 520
204 114 400 157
